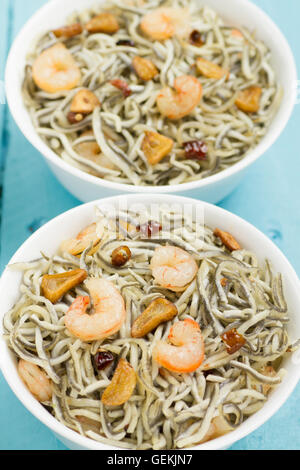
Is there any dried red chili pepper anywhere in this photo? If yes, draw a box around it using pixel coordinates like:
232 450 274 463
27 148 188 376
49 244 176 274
221 328 246 354
67 111 84 124
110 79 132 97
189 30 204 46
117 39 135 47
184 140 208 161
94 350 114 371
138 221 162 238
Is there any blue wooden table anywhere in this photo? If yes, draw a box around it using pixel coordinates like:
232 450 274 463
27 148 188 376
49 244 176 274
0 0 299 451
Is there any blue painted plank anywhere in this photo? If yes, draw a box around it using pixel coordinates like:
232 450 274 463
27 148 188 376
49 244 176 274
0 0 69 451
0 0 11 138
0 0 12 256
0 0 299 451
220 0 300 277
0 0 80 274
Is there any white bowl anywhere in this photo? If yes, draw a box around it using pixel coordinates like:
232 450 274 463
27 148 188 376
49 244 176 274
0 193 300 450
5 0 297 204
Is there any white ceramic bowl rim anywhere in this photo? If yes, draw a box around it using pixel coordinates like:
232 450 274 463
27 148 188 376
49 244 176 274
0 193 300 450
4 0 298 195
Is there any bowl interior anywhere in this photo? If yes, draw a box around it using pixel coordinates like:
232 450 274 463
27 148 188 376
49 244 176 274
5 0 297 194
0 193 300 450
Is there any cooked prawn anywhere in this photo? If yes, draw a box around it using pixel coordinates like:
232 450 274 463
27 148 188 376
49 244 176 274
156 75 203 120
64 278 126 341
75 130 117 172
140 7 191 41
18 359 52 402
150 245 198 292
200 415 233 443
32 43 81 93
231 29 244 40
60 222 101 256
153 318 205 373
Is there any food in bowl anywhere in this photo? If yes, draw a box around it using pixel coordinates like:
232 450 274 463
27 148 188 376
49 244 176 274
3 204 298 450
22 0 282 187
